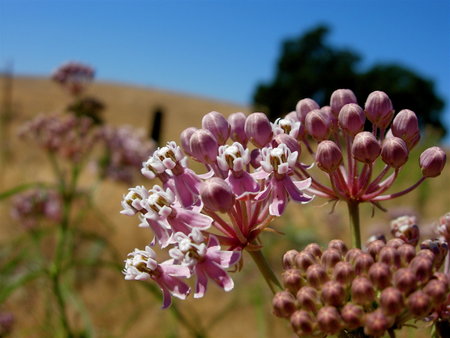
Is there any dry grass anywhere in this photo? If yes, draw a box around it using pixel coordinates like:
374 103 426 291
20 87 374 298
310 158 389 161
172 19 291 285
1 76 449 337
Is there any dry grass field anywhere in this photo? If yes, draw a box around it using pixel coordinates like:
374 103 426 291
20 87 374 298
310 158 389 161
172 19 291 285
1 76 449 337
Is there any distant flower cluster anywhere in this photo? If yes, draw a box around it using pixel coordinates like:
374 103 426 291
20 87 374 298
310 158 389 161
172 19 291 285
274 215 450 337
51 62 95 96
10 188 62 229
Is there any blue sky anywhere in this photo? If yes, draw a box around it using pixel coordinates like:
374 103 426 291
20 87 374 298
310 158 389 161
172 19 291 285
1 0 450 140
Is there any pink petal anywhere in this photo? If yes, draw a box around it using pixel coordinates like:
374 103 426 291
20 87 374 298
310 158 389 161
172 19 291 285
194 268 208 298
282 177 313 203
175 208 212 230
227 171 259 197
161 287 172 309
268 179 287 216
204 262 234 292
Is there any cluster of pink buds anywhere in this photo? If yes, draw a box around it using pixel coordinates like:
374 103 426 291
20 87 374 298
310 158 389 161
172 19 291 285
273 216 450 337
288 90 446 208
51 62 95 96
19 114 99 163
99 125 155 184
10 188 62 229
122 110 315 307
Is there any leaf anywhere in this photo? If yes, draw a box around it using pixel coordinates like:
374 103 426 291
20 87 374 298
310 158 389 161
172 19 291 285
0 269 44 303
0 182 51 200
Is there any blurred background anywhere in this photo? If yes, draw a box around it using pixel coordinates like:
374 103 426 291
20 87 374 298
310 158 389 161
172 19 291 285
1 1 449 337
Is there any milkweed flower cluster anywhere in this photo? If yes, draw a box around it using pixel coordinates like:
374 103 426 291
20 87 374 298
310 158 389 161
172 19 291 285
51 62 95 96
99 125 155 184
274 216 450 337
10 189 62 229
121 110 314 307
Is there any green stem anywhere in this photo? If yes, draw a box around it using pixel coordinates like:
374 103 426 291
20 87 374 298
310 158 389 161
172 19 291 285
247 248 282 294
347 201 361 249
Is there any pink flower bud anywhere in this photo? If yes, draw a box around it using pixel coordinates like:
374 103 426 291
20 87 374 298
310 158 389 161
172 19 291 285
364 91 394 128
190 129 218 163
380 287 404 316
273 291 297 318
200 177 235 213
420 239 448 269
282 269 303 294
407 290 432 317
368 262 392 290
352 131 381 163
330 89 357 117
315 140 343 173
295 251 316 273
378 246 401 268
328 239 348 255
305 109 331 141
424 279 448 306
321 106 339 133
394 268 417 294
397 244 416 266
306 264 329 289
202 111 230 145
272 133 300 154
367 240 385 261
250 148 262 168
386 238 406 249
341 303 364 329
345 248 363 264
321 281 345 307
290 310 315 335
354 253 374 275
381 137 409 168
180 127 197 156
296 286 320 312
282 249 298 270
409 255 433 283
391 109 420 149
244 112 273 147
228 112 248 145
419 146 446 177
333 261 355 285
321 248 342 270
351 276 375 305
304 243 323 259
296 98 319 122
284 110 299 122
364 309 391 337
317 306 342 335
338 103 365 136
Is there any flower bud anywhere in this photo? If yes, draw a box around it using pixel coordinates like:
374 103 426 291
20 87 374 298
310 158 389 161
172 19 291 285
420 239 448 269
367 240 385 261
180 127 197 156
333 261 355 285
407 290 432 317
345 248 363 264
228 112 248 145
338 103 365 136
295 251 316 273
296 98 319 122
409 255 434 283
419 146 446 177
369 262 392 290
330 89 357 117
381 137 409 168
284 110 299 122
321 281 345 307
317 306 342 335
202 111 230 145
282 249 298 270
273 291 297 318
341 303 364 330
303 243 323 259
315 140 343 173
200 177 235 213
364 309 391 337
437 213 450 242
378 246 401 268
380 287 404 316
391 109 420 150
321 249 342 270
305 109 331 141
321 106 339 133
306 264 329 289
282 269 303 294
416 248 435 261
364 91 394 128
386 238 406 249
433 272 449 288
393 224 420 247
367 233 387 245
354 253 374 275
393 268 417 294
352 131 381 164
272 133 300 154
244 112 273 147
250 148 261 168
190 129 218 163
397 244 416 266
296 286 320 312
328 239 348 255
290 310 315 335
424 279 448 306
351 277 375 305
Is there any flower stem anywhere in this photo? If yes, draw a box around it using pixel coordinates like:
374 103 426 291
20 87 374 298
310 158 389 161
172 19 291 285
247 248 281 294
347 201 362 249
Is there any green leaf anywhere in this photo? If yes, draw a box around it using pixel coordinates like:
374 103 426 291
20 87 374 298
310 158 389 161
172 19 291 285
0 182 51 200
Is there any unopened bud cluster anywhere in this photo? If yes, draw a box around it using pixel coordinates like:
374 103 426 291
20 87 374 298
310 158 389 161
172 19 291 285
274 230 449 337
51 62 95 96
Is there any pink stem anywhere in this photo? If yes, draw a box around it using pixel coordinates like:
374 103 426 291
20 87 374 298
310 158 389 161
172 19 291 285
372 177 426 201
